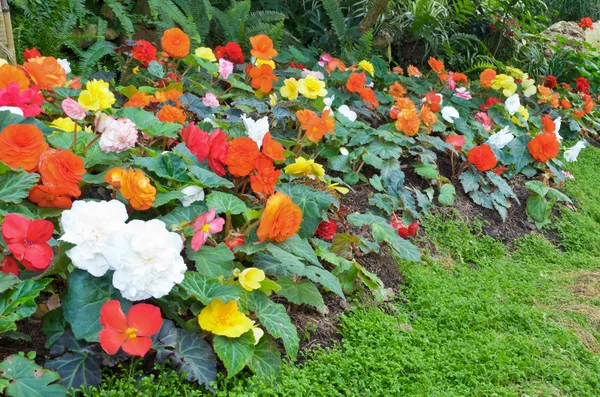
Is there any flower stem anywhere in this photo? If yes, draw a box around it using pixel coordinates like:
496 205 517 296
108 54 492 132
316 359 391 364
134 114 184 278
83 134 101 154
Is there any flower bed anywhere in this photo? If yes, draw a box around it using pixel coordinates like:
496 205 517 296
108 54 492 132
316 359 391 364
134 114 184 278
0 27 595 395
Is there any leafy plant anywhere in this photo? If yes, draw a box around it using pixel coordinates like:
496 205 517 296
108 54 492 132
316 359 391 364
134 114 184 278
525 180 572 227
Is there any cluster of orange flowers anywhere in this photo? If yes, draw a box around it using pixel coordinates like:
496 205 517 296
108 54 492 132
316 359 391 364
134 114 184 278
248 35 278 94
389 89 438 136
104 167 156 210
345 72 378 108
124 87 187 124
295 109 335 142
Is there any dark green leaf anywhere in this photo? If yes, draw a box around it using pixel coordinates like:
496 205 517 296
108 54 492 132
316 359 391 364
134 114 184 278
213 332 255 377
186 243 235 278
179 273 242 305
276 276 325 310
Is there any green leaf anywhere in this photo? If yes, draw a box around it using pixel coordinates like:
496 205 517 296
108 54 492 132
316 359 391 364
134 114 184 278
153 191 186 207
227 76 254 93
186 244 235 278
42 309 66 349
525 180 549 197
248 335 282 377
508 136 533 172
248 292 299 359
526 193 551 223
0 170 39 204
213 332 255 377
366 141 401 159
158 202 208 229
438 184 456 206
273 235 320 266
368 193 400 215
459 171 480 193
347 213 420 262
276 276 325 310
179 273 242 305
147 60 165 78
547 188 572 203
206 191 247 215
0 354 67 397
114 108 180 138
188 165 234 188
0 279 52 334
278 184 337 238
0 273 18 294
414 163 439 179
170 328 217 390
298 266 344 298
133 153 190 182
62 270 130 342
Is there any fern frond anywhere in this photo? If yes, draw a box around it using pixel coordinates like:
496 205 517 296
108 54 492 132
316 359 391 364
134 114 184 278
105 0 135 38
79 40 116 77
321 0 348 42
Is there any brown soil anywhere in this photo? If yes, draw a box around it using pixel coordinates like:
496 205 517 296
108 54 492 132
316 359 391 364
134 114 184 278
0 318 48 362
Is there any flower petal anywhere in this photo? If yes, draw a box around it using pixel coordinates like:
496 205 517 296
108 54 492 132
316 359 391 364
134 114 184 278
191 231 208 251
122 336 152 357
26 219 54 242
208 218 225 234
100 300 128 331
1 214 28 241
22 243 53 270
126 304 162 336
99 328 127 355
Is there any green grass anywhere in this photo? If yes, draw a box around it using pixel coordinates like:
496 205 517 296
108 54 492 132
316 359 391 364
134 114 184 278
89 147 600 396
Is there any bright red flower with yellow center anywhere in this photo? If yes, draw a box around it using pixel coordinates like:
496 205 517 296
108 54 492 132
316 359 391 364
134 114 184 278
99 300 162 357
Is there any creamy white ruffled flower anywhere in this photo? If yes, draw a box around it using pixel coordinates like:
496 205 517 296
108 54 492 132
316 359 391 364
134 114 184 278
505 94 520 116
104 219 186 301
60 200 128 277
338 105 357 122
554 117 563 142
487 126 514 149
99 116 138 153
57 58 71 75
441 106 459 123
179 186 205 207
241 115 269 149
0 106 24 116
564 140 587 162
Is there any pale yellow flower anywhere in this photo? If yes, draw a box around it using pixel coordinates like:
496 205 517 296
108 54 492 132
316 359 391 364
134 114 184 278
512 105 529 126
195 47 217 62
280 78 299 100
297 75 327 99
284 157 325 179
491 74 517 97
50 117 92 133
238 268 265 291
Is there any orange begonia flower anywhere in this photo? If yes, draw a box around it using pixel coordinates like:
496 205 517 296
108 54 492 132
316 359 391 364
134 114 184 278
346 72 366 93
154 88 182 106
574 109 585 118
561 99 572 109
0 64 30 90
584 98 594 114
250 34 278 60
0 124 48 172
303 109 335 142
549 93 560 108
392 66 404 75
250 156 280 197
124 92 153 108
226 137 261 177
395 109 421 136
161 28 190 58
28 185 72 209
541 114 556 134
468 144 497 171
388 82 407 99
395 97 416 111
537 85 552 101
452 72 468 84
428 57 444 73
105 167 127 187
257 191 302 242
527 132 559 163
38 149 86 197
295 109 317 130
407 65 421 77
420 105 438 128
437 71 449 82
157 105 185 123
22 57 66 90
325 58 346 74
119 168 156 210
480 69 496 89
249 64 278 93
359 87 379 108
262 132 285 161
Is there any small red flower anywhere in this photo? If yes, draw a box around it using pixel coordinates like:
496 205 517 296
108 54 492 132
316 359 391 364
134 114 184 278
132 40 158 66
390 213 417 239
479 97 502 112
224 232 246 250
22 48 41 60
0 256 19 276
1 214 54 271
214 42 245 64
579 17 593 30
543 75 557 89
445 134 465 151
99 300 162 357
423 92 442 112
315 218 337 240
289 62 306 70
574 76 590 94
407 222 419 237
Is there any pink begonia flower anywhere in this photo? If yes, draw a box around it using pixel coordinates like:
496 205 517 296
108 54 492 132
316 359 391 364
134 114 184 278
301 69 325 80
474 112 494 132
62 97 86 120
0 82 44 118
98 116 139 153
218 58 234 80
202 92 219 108
453 87 472 100
318 53 332 67
445 75 456 90
191 208 225 251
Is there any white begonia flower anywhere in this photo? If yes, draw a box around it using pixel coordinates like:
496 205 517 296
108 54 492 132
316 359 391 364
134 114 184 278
59 200 128 277
564 140 587 162
339 147 349 156
179 186 205 207
241 115 269 149
57 58 71 75
505 94 520 116
301 69 325 80
0 59 7 66
104 219 186 301
487 126 514 149
441 106 459 123
99 116 138 153
323 95 335 111
203 117 217 127
0 106 24 116
338 105 357 122
554 117 563 142
521 75 537 97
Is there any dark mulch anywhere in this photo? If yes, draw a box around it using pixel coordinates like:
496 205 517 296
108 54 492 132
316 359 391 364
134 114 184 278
0 318 48 362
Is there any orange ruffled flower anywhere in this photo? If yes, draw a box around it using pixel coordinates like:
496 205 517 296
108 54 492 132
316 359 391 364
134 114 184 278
346 72 366 93
359 87 379 108
250 156 281 197
428 57 444 73
388 82 407 99
119 168 156 210
527 132 559 163
249 64 278 93
549 93 560 108
226 137 261 177
161 28 190 59
28 185 72 209
302 109 335 142
561 99 572 109
452 72 468 85
395 109 421 136
480 69 496 89
124 92 153 108
157 105 185 123
105 167 127 187
262 132 285 161
22 57 66 90
154 88 182 106
395 97 416 111
468 144 497 171
257 191 302 242
249 34 278 60
38 149 86 197
420 105 438 128
324 58 346 74
541 114 556 134
295 109 317 130
407 65 421 77
0 124 48 172
0 64 30 90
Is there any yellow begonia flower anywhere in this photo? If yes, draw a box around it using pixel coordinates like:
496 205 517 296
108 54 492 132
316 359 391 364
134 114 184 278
358 60 375 76
256 59 276 69
238 268 265 291
297 75 327 99
252 327 264 345
284 157 325 179
505 66 524 79
490 74 517 97
132 66 140 75
280 78 299 100
512 105 529 126
50 117 92 133
269 93 278 106
195 47 217 62
521 76 537 97
78 79 116 112
327 181 349 194
198 299 255 338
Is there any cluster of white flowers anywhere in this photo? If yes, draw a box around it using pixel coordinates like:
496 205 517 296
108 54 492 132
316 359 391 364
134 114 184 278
60 200 186 301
